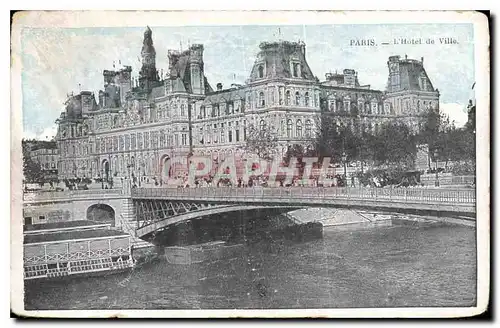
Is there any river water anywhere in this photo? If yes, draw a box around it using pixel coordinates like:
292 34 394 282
24 222 476 310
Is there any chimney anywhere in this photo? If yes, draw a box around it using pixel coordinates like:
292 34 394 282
216 83 223 91
421 57 424 64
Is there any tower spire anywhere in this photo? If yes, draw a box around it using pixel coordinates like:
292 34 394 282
139 26 158 90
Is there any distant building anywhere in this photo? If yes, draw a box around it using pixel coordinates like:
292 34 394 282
29 141 59 180
55 27 440 181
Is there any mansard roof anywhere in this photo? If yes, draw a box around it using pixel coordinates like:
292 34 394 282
203 88 246 105
387 56 436 92
248 41 316 82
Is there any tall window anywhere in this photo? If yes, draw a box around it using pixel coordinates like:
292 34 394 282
131 134 136 150
305 92 310 107
258 65 264 78
181 134 187 146
296 119 303 137
287 119 293 138
285 90 291 106
137 133 143 149
124 135 130 150
259 92 265 107
113 136 118 152
305 119 312 137
159 130 166 147
295 92 300 106
293 63 299 77
144 132 150 149
180 104 185 117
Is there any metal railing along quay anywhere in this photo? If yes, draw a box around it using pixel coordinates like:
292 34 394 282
131 186 476 204
23 188 123 202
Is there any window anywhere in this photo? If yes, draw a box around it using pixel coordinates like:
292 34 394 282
295 92 301 106
235 129 240 142
38 215 45 221
181 134 187 146
180 104 186 117
293 63 299 77
220 130 225 143
285 90 291 106
329 100 336 112
228 102 234 114
296 120 303 137
175 134 179 146
228 130 233 143
119 136 124 151
305 119 312 137
125 135 130 150
113 136 118 152
305 92 310 107
137 133 143 149
144 132 150 149
287 119 293 138
259 119 266 131
258 65 264 78
131 134 137 150
259 92 265 107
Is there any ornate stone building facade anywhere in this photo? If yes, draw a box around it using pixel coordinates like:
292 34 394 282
55 27 439 181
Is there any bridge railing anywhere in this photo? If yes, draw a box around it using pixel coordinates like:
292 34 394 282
23 189 123 202
131 186 475 204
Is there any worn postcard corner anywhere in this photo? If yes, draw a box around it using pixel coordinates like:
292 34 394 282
10 10 489 319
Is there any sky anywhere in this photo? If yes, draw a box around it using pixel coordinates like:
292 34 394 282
21 23 475 139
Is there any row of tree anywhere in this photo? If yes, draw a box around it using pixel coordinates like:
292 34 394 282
244 106 476 173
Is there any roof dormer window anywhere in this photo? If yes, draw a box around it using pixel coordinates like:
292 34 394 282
292 63 300 77
258 65 265 78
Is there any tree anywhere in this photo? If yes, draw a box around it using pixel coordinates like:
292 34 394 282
372 122 417 169
22 139 44 184
243 123 278 161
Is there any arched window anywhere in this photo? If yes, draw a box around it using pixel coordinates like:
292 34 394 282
258 65 264 78
296 119 303 137
259 119 266 131
295 92 301 106
180 104 185 117
305 119 312 137
305 92 310 107
285 90 291 106
287 119 293 138
259 92 265 107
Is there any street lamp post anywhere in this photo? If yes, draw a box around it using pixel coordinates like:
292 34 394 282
342 151 347 186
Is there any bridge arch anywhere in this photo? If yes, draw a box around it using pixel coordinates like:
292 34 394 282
136 204 301 240
86 203 116 227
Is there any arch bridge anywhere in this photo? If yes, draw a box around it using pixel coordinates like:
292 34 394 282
131 187 476 239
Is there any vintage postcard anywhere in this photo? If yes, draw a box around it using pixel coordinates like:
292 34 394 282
10 11 489 318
